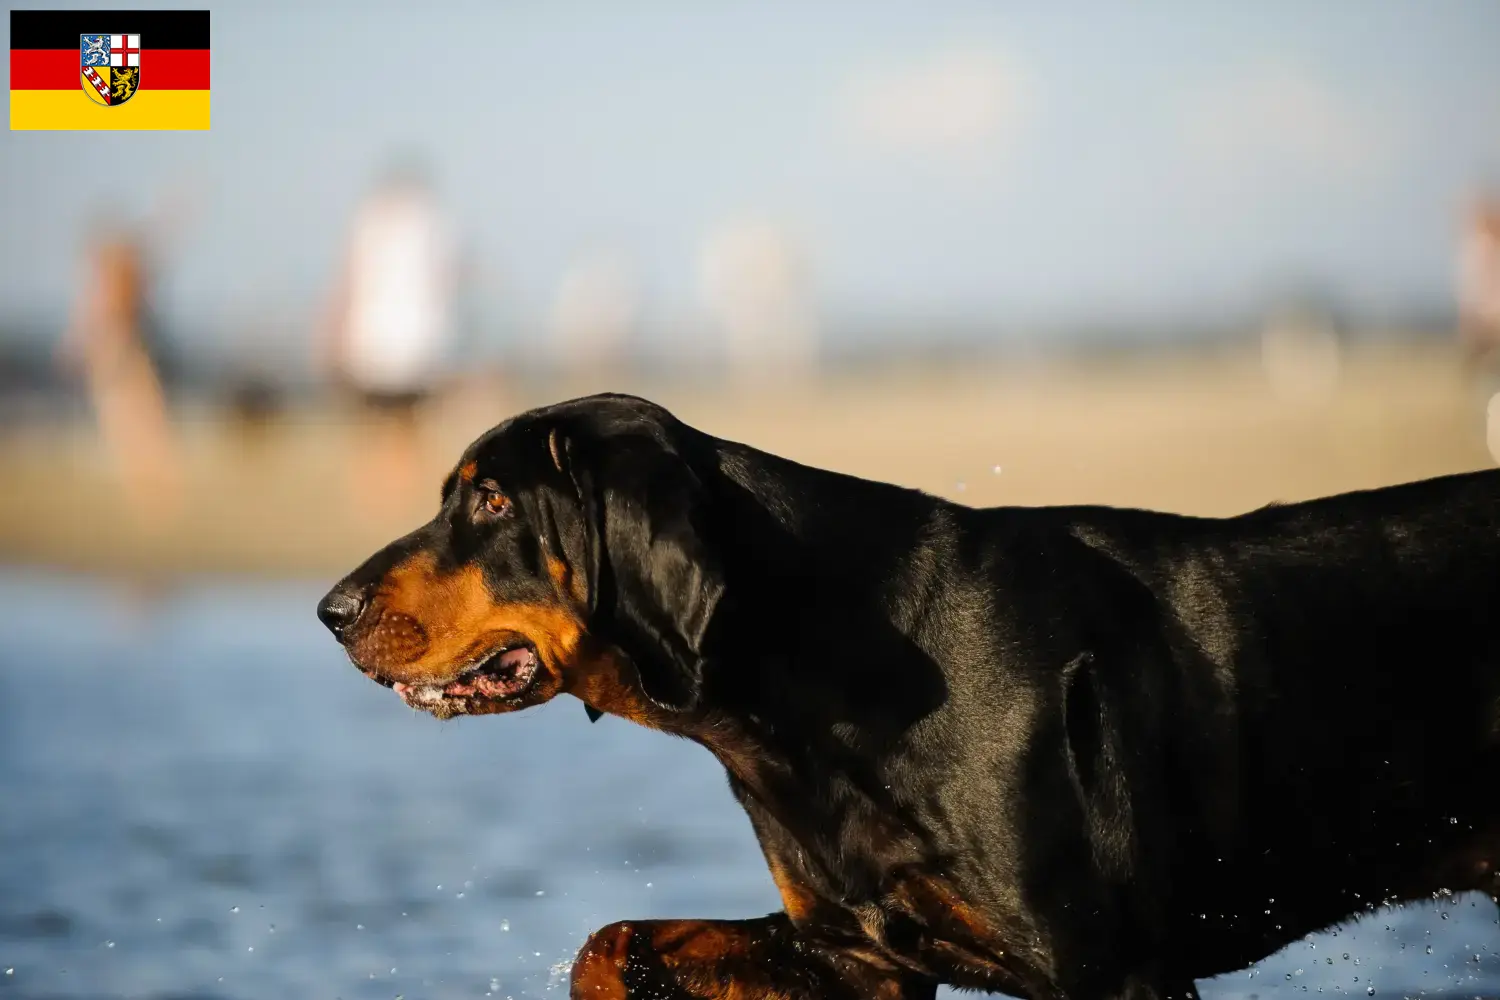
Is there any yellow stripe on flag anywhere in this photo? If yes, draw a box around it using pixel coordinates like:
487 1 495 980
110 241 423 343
10 89 210 131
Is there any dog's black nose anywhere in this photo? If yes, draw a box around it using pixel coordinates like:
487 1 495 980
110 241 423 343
317 585 366 639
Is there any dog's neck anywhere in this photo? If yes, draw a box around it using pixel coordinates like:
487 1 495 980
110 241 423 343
574 433 961 796
690 438 957 757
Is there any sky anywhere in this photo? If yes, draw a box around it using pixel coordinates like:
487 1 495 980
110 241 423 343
3 1 1499 364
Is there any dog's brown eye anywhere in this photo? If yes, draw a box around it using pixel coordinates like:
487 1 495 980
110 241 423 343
479 483 512 518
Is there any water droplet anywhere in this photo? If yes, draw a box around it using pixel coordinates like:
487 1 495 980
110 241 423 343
456 892 465 899
247 946 254 953
105 941 114 949
4 969 11 976
230 906 240 914
1442 912 1450 920
535 890 545 897
1343 953 1349 960
645 882 653 888
500 920 510 932
356 924 365 930
1366 989 1375 996
1427 946 1434 955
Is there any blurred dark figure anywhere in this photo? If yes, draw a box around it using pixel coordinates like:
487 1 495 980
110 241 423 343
224 369 285 454
321 156 455 519
57 219 182 525
1458 196 1500 365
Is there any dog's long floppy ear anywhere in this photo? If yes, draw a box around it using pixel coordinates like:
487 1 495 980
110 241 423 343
560 427 724 712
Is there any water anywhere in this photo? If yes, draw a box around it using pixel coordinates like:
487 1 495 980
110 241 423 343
0 571 1494 999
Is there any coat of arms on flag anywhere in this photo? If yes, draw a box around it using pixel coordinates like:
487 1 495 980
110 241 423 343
80 33 141 106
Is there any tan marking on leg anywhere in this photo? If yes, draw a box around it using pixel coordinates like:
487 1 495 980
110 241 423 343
572 917 933 1000
766 856 819 925
570 921 632 1000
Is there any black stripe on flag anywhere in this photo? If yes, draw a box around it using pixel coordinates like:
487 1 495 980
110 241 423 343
9 9 210 50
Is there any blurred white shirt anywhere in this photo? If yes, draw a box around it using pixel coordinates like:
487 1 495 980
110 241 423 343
340 188 453 394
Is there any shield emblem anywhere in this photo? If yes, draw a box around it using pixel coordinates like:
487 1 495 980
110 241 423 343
80 34 141 107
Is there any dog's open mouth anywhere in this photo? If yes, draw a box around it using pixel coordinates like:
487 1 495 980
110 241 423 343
390 644 539 713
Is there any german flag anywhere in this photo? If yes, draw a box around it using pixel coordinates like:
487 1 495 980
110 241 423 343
10 10 210 130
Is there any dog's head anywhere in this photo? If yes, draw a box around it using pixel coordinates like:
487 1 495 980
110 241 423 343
317 394 724 723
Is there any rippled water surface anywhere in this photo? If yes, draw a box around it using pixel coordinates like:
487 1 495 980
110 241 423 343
0 572 1494 998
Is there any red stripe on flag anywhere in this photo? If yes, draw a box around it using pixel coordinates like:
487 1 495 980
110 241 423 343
10 49 210 90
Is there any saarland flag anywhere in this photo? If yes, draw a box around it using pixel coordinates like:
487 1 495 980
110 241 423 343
10 10 210 130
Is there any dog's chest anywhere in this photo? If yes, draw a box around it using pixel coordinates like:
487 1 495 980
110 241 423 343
846 871 1051 991
731 771 1043 992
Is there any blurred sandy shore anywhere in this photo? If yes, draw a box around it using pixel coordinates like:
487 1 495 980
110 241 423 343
1 343 1495 580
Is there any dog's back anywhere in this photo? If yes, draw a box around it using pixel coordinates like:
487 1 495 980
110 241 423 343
1052 468 1500 974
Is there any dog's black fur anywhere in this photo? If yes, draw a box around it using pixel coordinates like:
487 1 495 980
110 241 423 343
320 393 1500 1000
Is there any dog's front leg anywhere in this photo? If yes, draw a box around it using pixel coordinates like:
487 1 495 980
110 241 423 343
569 912 937 1000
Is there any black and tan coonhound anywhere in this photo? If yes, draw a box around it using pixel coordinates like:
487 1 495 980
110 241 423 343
317 392 1500 1000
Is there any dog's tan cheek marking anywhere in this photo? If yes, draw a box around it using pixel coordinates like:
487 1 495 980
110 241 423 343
355 611 429 669
354 554 493 680
359 553 648 721
381 558 598 693
402 563 515 674
548 428 564 472
350 554 440 671
459 460 478 483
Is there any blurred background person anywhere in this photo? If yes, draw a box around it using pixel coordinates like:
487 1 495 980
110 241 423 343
1458 195 1500 367
698 217 819 387
549 246 641 384
55 215 182 527
320 156 456 520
